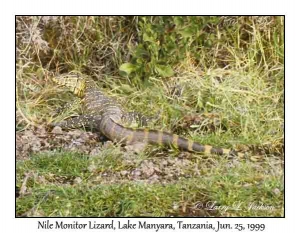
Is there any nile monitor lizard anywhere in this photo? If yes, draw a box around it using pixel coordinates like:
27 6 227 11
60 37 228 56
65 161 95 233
51 73 244 157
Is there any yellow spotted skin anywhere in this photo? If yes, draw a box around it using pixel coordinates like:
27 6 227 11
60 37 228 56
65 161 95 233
51 73 243 156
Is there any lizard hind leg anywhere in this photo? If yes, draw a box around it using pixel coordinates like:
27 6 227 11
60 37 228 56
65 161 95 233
122 110 161 127
50 115 96 129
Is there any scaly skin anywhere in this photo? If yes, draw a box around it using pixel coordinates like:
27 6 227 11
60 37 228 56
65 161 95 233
52 73 244 157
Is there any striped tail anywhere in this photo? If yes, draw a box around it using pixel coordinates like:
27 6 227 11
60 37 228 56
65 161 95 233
100 117 243 157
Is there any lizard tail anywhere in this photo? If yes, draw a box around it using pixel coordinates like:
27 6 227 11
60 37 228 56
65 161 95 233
100 117 243 156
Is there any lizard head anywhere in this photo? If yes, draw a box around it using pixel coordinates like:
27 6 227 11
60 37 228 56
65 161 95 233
53 73 86 97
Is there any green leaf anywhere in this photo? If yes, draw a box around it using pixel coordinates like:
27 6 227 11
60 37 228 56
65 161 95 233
178 27 194 38
155 65 174 77
143 33 155 43
119 63 136 75
174 16 184 27
119 84 135 94
134 45 149 59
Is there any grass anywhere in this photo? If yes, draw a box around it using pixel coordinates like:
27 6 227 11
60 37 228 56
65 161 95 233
16 16 284 217
16 151 283 217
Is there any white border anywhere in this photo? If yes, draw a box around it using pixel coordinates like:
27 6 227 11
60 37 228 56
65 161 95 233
1 0 298 232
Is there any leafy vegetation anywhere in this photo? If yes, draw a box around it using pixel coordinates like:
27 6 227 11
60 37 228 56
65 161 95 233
16 16 284 217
